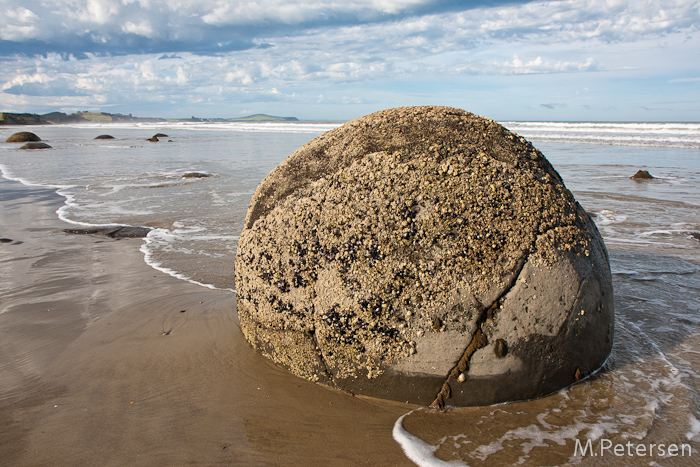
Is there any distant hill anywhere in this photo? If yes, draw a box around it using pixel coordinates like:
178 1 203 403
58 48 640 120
1 111 299 125
227 114 299 122
0 111 166 125
0 112 43 125
182 114 300 123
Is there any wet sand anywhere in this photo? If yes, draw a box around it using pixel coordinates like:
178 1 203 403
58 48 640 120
0 178 415 466
5 175 700 467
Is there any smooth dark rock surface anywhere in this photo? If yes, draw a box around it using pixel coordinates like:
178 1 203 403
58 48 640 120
235 106 614 407
631 169 654 179
64 226 152 238
7 132 41 143
19 142 52 149
95 135 115 140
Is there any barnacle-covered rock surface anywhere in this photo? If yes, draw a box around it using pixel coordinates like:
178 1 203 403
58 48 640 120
235 106 614 406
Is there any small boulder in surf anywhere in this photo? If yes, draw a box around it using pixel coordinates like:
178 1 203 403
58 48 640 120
20 142 51 149
631 170 654 180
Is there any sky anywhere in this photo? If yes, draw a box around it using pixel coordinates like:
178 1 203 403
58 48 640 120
1 0 699 121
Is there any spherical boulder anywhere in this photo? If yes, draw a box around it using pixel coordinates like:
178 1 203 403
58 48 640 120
95 134 115 140
7 132 41 143
235 106 614 407
20 142 51 149
631 169 654 180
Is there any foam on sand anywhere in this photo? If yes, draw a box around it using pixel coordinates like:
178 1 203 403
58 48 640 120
393 411 468 467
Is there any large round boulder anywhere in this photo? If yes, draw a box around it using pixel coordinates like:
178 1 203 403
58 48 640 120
235 106 614 407
7 131 41 142
20 142 51 149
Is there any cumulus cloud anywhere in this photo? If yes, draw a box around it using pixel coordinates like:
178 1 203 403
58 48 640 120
2 0 696 56
501 54 598 74
670 77 700 83
0 0 472 55
3 81 87 97
122 20 154 37
0 0 698 119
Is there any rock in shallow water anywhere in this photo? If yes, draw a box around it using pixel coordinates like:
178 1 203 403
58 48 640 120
6 131 41 142
235 106 614 407
631 169 654 180
64 226 152 238
20 142 52 149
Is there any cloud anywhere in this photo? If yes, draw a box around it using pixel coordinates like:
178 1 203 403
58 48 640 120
0 0 510 56
475 0 700 43
502 54 598 74
669 77 700 83
3 7 41 41
3 81 87 97
5 0 697 57
541 103 567 110
1 68 90 98
122 20 154 37
0 0 698 120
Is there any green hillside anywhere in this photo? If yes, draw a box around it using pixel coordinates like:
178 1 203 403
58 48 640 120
1 111 299 125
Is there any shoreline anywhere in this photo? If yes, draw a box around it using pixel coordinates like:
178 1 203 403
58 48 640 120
3 121 699 465
0 162 237 293
2 173 700 465
0 178 416 466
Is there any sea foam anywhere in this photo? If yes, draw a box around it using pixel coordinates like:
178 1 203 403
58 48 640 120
393 412 468 467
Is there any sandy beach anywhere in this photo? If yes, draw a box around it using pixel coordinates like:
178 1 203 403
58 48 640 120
0 178 416 466
2 119 699 466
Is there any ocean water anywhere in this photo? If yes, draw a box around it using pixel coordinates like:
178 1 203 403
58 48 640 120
1 119 699 465
0 122 337 290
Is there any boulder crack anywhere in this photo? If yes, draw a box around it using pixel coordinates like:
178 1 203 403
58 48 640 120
429 254 528 409
309 325 343 391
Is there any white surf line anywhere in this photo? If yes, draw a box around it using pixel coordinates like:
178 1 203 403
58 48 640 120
140 229 236 293
0 163 122 227
0 163 72 190
392 342 618 466
617 318 691 437
393 411 469 467
687 414 700 441
2 163 234 293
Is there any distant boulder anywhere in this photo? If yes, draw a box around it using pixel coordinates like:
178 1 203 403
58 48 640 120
7 131 41 142
95 135 115 140
20 142 52 149
147 133 169 142
182 172 210 178
631 170 654 180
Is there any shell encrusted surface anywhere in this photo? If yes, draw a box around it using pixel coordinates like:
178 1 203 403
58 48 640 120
235 106 613 406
